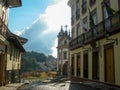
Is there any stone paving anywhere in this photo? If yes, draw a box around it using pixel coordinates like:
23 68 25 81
0 83 24 90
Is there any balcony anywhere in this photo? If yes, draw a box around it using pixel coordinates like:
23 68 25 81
70 12 120 50
0 18 11 38
70 34 85 49
4 0 22 8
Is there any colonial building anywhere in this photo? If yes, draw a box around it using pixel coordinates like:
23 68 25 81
0 0 27 86
68 0 120 85
57 26 71 76
6 33 27 84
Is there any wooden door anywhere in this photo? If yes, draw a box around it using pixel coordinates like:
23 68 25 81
104 45 115 83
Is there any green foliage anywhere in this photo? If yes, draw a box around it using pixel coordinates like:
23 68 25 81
21 51 56 73
22 51 48 62
21 58 39 72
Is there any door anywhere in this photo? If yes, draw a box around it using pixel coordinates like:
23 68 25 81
104 44 115 83
63 61 68 75
83 51 88 78
77 53 80 76
0 55 2 85
0 54 4 86
92 51 99 80
71 55 74 76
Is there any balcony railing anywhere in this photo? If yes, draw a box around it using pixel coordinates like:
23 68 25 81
70 34 85 49
70 11 120 50
0 18 11 38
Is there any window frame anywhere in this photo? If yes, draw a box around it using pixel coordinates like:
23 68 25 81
82 0 87 14
63 51 67 59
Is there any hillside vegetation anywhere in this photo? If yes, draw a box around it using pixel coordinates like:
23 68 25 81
21 51 57 72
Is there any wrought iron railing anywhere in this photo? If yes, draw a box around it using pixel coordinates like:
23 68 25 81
0 18 11 38
70 11 120 49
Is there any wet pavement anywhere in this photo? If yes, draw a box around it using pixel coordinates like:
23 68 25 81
1 76 120 90
18 81 102 90
18 78 120 90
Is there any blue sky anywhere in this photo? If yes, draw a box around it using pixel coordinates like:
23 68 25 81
8 0 71 57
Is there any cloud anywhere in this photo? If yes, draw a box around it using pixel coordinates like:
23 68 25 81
14 31 22 36
20 0 71 57
51 38 58 58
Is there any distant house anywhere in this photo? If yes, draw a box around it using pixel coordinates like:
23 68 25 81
0 0 28 86
40 72 48 79
48 71 57 78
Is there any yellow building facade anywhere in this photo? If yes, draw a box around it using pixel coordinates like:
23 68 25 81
68 0 120 85
6 33 27 84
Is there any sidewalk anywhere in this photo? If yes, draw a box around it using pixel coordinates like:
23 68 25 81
70 76 120 90
0 83 24 90
58 76 120 90
80 81 120 90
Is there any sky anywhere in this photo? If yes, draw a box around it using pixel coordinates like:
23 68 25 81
8 0 71 57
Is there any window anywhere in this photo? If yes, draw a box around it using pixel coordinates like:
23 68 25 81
71 4 74 16
119 0 120 10
13 48 15 61
91 9 97 25
72 28 76 39
76 23 81 36
76 0 80 9
102 0 111 31
10 46 12 60
71 5 74 25
82 17 88 33
89 0 96 7
88 9 97 29
82 0 87 14
18 64 19 69
102 0 110 19
63 51 67 59
76 0 80 20
91 9 98 34
64 40 67 45
71 15 74 25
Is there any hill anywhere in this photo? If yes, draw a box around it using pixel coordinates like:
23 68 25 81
21 51 57 72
